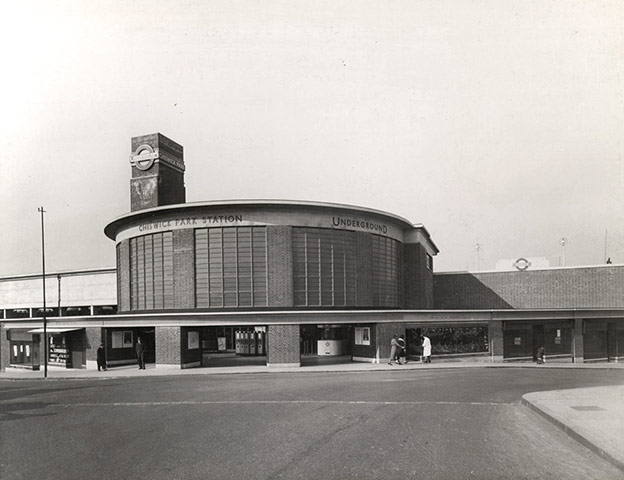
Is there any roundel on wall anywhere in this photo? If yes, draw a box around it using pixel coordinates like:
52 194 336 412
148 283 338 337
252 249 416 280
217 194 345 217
513 258 531 271
130 144 159 171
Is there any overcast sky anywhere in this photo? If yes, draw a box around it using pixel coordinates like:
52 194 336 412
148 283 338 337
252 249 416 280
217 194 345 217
1 0 623 276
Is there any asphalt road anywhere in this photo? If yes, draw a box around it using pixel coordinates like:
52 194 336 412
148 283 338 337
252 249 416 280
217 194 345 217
1 368 623 480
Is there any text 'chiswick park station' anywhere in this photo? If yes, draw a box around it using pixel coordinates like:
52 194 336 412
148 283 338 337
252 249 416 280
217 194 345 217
1 133 623 371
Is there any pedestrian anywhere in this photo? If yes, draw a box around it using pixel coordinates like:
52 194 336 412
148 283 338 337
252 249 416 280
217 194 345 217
136 337 146 370
388 334 400 365
536 346 545 364
97 343 107 371
397 335 407 365
421 335 431 363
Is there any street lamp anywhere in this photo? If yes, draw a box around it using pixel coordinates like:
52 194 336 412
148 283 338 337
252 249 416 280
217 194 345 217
560 237 567 267
475 243 481 271
38 207 48 378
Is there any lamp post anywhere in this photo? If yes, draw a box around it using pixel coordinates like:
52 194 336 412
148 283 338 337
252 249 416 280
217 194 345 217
38 207 48 378
475 243 481 271
560 237 567 267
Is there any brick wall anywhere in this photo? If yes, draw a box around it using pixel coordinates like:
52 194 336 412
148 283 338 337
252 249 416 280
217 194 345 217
117 240 131 312
155 326 181 366
267 324 300 365
84 327 102 363
267 226 294 307
376 322 404 362
0 323 8 371
403 243 434 309
173 229 195 309
130 133 185 211
130 175 158 211
434 265 624 309
158 163 185 206
488 320 503 361
351 324 377 360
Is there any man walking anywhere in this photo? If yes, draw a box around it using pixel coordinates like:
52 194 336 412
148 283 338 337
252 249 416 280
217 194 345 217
136 337 146 370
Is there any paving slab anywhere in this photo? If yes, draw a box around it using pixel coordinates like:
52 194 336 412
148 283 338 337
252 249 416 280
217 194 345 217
523 385 624 472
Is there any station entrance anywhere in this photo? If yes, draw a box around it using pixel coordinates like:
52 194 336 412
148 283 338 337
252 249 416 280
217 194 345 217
199 326 267 367
301 324 353 366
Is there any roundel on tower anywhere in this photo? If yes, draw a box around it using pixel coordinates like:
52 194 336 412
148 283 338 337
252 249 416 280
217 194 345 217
130 144 159 171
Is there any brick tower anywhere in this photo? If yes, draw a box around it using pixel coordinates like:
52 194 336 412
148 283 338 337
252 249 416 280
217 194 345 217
129 133 185 211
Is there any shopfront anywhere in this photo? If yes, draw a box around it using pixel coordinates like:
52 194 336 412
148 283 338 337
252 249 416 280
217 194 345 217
8 329 39 369
503 321 573 362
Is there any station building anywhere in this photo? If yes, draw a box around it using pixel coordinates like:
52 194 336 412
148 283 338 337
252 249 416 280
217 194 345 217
1 133 623 371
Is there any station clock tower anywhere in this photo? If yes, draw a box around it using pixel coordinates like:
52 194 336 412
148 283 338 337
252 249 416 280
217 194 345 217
129 133 186 211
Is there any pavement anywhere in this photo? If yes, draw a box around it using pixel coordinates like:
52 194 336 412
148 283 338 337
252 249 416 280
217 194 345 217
2 360 624 472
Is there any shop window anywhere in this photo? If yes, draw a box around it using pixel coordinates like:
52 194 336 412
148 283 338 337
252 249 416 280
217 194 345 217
93 305 117 315
49 334 71 366
355 327 371 346
424 326 490 355
65 306 90 316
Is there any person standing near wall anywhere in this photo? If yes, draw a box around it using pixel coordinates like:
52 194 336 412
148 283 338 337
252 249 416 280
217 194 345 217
388 334 400 365
136 337 146 370
421 335 431 363
97 343 107 371
397 335 407 365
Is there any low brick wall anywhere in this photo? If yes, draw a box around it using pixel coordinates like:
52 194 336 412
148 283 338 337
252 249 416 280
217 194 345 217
435 265 624 310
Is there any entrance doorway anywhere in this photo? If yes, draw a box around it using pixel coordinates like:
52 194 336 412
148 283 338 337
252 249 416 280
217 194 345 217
532 325 544 362
10 342 32 366
300 325 353 366
199 326 267 367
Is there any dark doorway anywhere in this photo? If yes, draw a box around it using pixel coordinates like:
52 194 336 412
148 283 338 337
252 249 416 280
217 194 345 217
532 325 544 362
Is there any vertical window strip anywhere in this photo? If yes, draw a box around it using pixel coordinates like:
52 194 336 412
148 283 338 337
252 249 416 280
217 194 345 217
145 235 154 309
117 243 122 310
129 232 174 310
137 236 145 310
195 227 268 309
163 232 174 309
292 228 358 307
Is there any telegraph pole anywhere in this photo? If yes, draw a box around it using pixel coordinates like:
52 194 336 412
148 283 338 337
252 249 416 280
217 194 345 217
38 207 48 378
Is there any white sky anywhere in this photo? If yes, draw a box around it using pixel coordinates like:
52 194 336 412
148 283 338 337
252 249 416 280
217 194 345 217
1 0 623 276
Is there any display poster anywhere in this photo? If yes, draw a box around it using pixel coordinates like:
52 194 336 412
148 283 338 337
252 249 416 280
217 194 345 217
217 337 227 351
188 331 199 350
514 337 522 346
362 328 370 345
112 331 123 349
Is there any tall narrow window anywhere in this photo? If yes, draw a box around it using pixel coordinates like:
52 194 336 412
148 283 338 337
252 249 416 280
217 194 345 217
129 232 174 310
292 228 357 307
371 235 402 307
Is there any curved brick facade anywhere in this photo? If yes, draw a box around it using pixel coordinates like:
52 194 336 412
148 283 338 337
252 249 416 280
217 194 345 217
106 201 439 314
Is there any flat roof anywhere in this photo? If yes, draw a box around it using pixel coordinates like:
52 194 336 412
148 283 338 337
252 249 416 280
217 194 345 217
104 199 439 252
